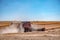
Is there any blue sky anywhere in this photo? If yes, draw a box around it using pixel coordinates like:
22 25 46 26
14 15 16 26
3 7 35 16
0 0 60 21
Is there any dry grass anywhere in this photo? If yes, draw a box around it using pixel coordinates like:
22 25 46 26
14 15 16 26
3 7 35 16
0 21 11 27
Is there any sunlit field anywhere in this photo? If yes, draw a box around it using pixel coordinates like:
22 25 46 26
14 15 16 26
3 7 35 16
0 21 60 40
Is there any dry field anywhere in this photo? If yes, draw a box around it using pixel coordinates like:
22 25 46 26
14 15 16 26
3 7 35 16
0 21 60 40
0 29 60 40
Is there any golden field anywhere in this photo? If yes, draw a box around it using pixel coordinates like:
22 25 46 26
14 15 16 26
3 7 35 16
0 21 60 40
0 21 60 30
